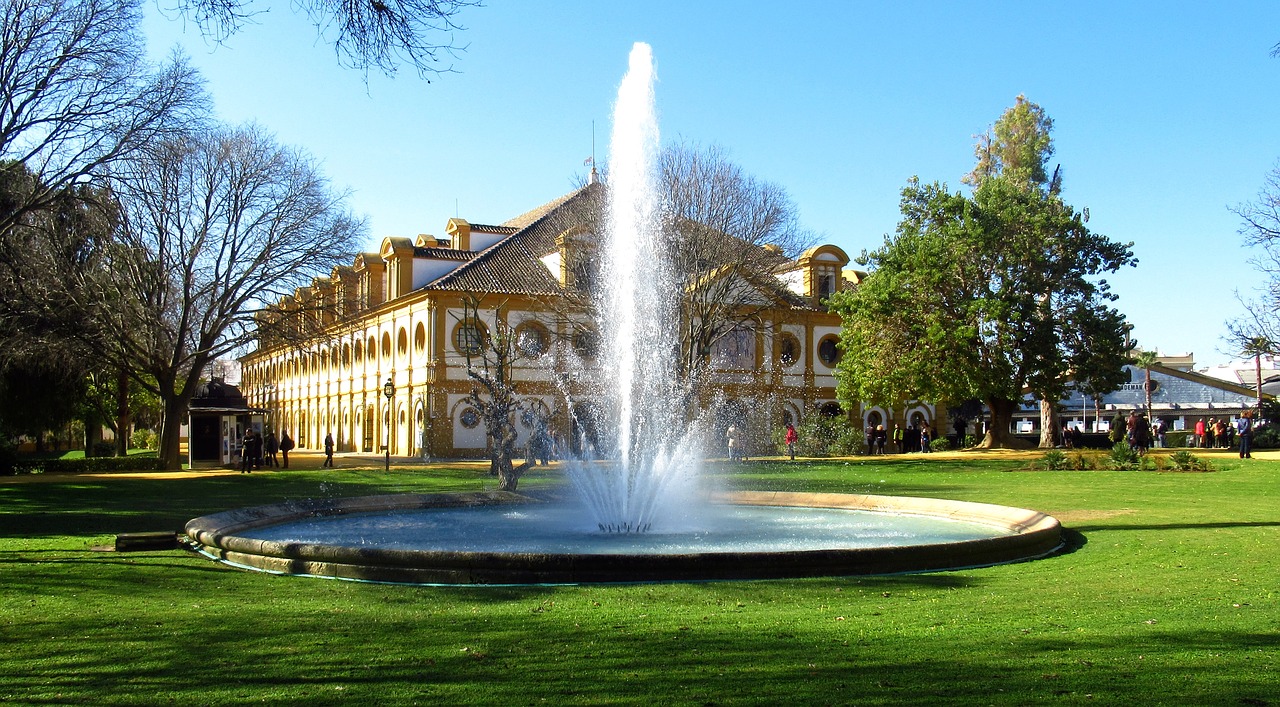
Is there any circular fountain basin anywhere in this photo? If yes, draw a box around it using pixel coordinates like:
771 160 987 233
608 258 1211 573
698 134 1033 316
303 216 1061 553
185 491 1062 585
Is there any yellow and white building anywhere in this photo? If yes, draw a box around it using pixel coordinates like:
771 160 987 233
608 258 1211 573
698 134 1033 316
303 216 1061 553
239 183 895 458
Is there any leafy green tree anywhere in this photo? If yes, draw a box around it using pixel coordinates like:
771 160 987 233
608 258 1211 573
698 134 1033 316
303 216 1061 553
830 174 1134 448
963 95 1128 447
0 353 85 452
964 94 1058 193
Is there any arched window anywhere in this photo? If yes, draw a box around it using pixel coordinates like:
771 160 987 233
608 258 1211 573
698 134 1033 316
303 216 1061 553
453 320 487 356
414 322 427 354
817 335 841 366
515 321 550 359
572 329 599 360
778 332 800 367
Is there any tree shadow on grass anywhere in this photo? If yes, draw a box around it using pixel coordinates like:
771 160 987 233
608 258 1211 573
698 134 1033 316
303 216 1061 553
1071 521 1280 532
0 473 489 539
2 588 1275 705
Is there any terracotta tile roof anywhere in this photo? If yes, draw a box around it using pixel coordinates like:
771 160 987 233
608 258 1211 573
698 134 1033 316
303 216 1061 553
413 247 478 261
430 183 602 296
500 188 592 229
425 183 824 310
470 224 519 235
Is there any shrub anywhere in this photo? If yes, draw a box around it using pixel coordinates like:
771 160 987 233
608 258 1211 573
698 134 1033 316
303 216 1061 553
1105 441 1141 471
131 428 159 451
1252 423 1280 449
0 439 16 476
1037 449 1070 471
1160 450 1215 472
929 437 952 452
90 440 117 458
796 416 865 457
10 456 167 474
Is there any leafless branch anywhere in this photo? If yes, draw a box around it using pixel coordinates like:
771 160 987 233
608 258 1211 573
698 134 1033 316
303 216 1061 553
163 0 481 78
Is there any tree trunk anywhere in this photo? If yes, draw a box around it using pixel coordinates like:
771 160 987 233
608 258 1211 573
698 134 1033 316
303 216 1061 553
158 392 191 470
83 421 103 457
1144 367 1153 420
978 397 1030 449
116 369 131 457
1257 353 1264 410
1038 399 1058 448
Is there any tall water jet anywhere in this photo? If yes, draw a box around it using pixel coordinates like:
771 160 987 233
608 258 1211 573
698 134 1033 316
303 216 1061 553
567 42 704 534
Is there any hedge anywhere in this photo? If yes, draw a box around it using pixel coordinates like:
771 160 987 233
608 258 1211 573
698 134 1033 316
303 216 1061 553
5 456 168 475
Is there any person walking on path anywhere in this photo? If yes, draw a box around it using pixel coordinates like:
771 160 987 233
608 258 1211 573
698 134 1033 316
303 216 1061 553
322 432 335 468
279 430 294 468
784 422 798 460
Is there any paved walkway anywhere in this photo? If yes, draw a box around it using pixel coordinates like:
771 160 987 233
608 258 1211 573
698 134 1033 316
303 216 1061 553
2 447 1270 485
0 451 495 484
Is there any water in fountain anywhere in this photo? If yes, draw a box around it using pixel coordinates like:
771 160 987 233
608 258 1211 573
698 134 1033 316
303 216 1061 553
566 43 706 534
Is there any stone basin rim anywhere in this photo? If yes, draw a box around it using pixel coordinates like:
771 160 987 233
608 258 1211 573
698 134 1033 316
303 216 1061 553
184 490 1064 585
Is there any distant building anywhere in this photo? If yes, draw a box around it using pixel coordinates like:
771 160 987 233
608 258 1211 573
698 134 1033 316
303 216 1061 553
1015 354 1271 435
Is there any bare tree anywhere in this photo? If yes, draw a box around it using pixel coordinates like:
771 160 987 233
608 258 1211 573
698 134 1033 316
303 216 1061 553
659 141 813 396
454 295 534 491
89 123 365 468
165 0 481 78
560 144 813 413
1230 162 1280 353
0 0 205 239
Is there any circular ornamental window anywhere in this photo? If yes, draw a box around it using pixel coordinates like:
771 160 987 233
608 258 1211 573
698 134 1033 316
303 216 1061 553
460 407 481 429
817 335 841 366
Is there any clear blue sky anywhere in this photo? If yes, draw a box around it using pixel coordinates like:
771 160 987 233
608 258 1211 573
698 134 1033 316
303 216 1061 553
142 1 1280 369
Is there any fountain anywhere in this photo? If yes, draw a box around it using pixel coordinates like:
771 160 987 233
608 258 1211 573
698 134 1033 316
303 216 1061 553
566 42 702 536
185 43 1063 584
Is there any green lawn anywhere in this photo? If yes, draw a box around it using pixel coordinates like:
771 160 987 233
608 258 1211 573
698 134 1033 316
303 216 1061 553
1 453 1275 705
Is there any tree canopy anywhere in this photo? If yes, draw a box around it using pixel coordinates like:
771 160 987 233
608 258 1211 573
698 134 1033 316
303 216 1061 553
964 94 1058 193
829 173 1135 448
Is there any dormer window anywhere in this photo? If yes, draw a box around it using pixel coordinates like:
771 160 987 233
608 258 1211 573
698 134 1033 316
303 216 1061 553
818 273 835 299
572 257 599 294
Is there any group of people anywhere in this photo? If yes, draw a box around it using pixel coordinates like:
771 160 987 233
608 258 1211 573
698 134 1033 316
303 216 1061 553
1106 410 1257 459
1193 413 1255 458
883 423 932 454
1192 417 1238 450
238 428 295 472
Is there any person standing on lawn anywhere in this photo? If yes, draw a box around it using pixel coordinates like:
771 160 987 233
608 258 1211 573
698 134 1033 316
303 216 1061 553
279 430 295 469
1237 410 1254 459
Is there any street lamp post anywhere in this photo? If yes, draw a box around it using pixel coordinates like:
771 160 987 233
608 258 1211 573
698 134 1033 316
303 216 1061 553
383 376 395 472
